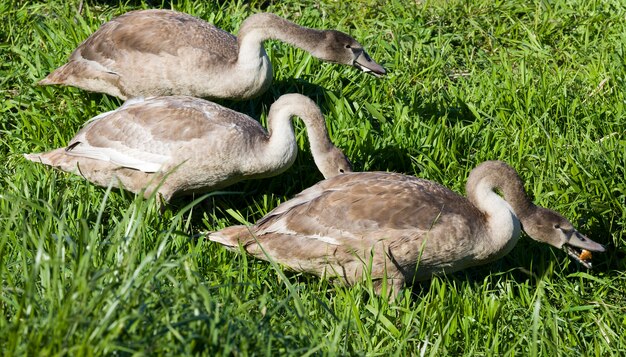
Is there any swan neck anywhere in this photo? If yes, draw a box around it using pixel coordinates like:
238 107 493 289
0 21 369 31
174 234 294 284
238 13 324 59
266 97 333 169
466 164 535 221
466 163 535 260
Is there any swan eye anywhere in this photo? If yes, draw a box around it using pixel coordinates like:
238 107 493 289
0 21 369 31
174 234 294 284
339 169 345 173
554 224 560 229
345 44 351 49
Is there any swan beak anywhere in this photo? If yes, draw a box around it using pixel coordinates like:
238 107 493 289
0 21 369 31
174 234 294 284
563 231 606 269
353 50 386 77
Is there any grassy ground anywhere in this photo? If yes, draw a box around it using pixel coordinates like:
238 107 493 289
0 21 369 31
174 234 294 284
2 0 625 355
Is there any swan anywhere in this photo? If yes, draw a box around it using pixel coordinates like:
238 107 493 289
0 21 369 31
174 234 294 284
208 161 605 298
39 9 386 100
24 94 352 201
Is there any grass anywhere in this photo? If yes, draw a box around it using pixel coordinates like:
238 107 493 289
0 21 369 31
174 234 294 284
2 0 625 354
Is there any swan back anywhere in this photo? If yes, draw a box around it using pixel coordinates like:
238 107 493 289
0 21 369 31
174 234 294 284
209 171 488 290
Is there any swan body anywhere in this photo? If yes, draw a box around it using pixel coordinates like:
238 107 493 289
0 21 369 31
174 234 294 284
208 161 605 297
39 10 386 100
24 94 351 201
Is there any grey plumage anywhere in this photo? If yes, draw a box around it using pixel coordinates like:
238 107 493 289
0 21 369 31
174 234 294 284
39 10 386 100
24 94 352 201
208 161 605 298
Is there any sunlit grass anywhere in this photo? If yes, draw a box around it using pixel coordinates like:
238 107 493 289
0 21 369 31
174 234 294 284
1 0 625 354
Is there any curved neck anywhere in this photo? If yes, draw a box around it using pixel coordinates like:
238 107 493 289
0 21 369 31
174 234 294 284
237 13 325 64
264 95 334 172
465 162 535 260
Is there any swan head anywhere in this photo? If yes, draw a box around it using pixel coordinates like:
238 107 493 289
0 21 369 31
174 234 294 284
315 146 353 179
522 207 605 268
316 30 386 77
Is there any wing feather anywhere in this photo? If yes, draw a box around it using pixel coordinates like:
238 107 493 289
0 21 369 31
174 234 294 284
254 172 479 248
75 10 238 66
64 96 266 173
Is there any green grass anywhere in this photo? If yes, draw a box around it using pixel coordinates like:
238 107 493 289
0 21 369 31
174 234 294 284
2 0 625 354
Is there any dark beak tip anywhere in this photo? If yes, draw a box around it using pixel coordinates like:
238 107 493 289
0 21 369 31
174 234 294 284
368 64 387 77
353 53 386 77
589 241 607 253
